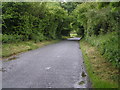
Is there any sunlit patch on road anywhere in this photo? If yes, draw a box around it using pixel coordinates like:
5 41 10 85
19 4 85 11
67 37 81 41
45 67 51 70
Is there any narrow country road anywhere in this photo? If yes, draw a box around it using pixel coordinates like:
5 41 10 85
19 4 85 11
2 38 91 88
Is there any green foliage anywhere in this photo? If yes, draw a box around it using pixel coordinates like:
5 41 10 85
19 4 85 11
85 32 119 68
60 2 80 14
80 40 119 88
72 2 119 68
2 34 25 43
2 2 71 43
72 2 120 37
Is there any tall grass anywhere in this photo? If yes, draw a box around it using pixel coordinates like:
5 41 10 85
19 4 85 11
2 40 59 58
85 32 119 68
80 40 119 88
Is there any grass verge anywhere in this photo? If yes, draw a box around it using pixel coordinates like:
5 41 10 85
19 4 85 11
2 40 59 59
85 32 119 68
80 40 119 88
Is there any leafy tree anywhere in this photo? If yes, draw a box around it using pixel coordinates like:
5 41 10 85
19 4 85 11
2 2 71 42
60 2 80 14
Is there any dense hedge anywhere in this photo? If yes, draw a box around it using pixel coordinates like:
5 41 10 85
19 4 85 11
72 2 120 37
71 2 120 68
2 2 71 43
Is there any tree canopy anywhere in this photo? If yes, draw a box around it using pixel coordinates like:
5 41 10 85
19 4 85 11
2 2 72 42
71 2 120 38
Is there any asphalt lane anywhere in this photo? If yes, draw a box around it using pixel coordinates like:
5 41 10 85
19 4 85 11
2 38 91 88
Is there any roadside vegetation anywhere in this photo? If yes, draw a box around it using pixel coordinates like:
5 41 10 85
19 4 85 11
71 2 119 68
1 2 71 58
71 2 119 88
80 40 119 88
2 2 71 42
2 40 59 58
85 32 119 68
1 2 119 88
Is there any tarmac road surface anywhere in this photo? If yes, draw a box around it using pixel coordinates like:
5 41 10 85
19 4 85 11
2 38 91 88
